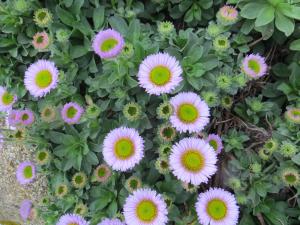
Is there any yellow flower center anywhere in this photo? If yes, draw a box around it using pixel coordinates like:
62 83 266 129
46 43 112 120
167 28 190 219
101 38 118 52
2 92 14 105
150 65 171 86
181 150 204 172
136 200 157 222
35 70 52 88
206 198 227 220
177 103 198 123
114 138 135 159
23 165 33 179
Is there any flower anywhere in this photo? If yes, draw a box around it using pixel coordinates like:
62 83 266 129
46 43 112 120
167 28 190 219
157 123 176 142
285 107 300 124
125 176 142 193
123 102 142 121
32 31 50 50
205 134 223 154
92 28 124 59
33 8 53 27
169 92 210 133
279 141 298 158
236 194 248 205
216 74 232 90
158 144 172 156
74 203 88 216
123 188 168 225
56 29 71 42
72 172 87 189
86 104 101 119
258 148 271 160
169 138 217 185
121 43 134 58
233 74 248 88
158 21 175 36
281 168 299 187
103 127 144 171
35 149 51 165
14 128 27 140
250 163 262 174
7 110 21 127
19 109 35 126
195 188 239 225
241 54 267 79
93 164 112 183
41 105 57 122
19 199 32 221
61 102 84 124
221 96 233 109
55 183 68 198
0 86 17 111
263 138 278 153
157 101 173 120
97 218 125 225
14 0 29 13
228 177 242 190
138 53 183 95
24 60 59 98
213 35 230 52
56 213 89 225
217 5 238 25
16 161 36 185
207 22 223 37
155 156 170 174
202 91 219 107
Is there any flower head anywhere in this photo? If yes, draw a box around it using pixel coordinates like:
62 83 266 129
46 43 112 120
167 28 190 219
202 91 219 107
74 203 88 216
19 109 35 126
19 199 32 221
55 183 68 198
285 107 300 124
281 168 299 187
56 29 71 43
155 156 170 174
72 172 87 189
41 105 57 122
14 0 29 13
263 138 278 153
207 22 223 37
279 141 298 158
216 74 232 90
123 188 168 225
34 8 53 27
56 213 89 225
158 144 172 156
103 127 144 171
217 5 238 25
196 188 239 225
221 96 233 109
158 123 176 142
32 31 50 50
258 148 271 161
125 176 142 193
7 110 21 127
205 134 223 154
0 86 17 111
169 92 210 133
16 161 36 185
86 104 101 119
61 102 84 124
213 36 230 52
35 149 51 165
158 21 175 36
157 101 173 120
250 162 262 174
93 164 112 183
97 218 125 225
92 29 124 59
169 138 217 185
228 177 242 190
242 54 267 79
138 53 183 95
24 60 59 98
123 102 142 121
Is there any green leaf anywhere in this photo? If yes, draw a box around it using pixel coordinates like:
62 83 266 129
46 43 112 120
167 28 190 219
56 6 76 27
290 39 300 51
70 45 89 59
292 153 300 165
241 3 265 19
93 6 105 30
275 11 294 36
278 3 300 20
255 5 275 27
108 16 128 36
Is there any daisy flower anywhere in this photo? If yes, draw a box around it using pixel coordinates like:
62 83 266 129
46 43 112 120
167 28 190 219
125 176 142 193
169 92 210 133
61 102 84 124
281 168 299 187
217 5 238 25
285 107 300 124
205 134 223 154
24 60 59 98
103 127 144 171
35 149 51 165
169 138 217 185
19 109 35 126
56 213 89 225
93 164 112 183
195 188 239 225
55 183 69 198
241 54 267 79
138 53 183 95
33 8 52 27
0 86 17 111
6 110 21 127
92 28 124 59
32 31 50 50
41 105 57 122
97 218 125 225
123 188 168 225
72 172 87 189
19 199 32 221
74 203 88 216
16 161 36 185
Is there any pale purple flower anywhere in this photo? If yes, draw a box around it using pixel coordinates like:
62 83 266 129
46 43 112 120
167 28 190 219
195 188 239 225
16 161 36 185
92 29 124 59
97 218 125 225
169 92 210 133
217 5 238 24
285 107 300 124
137 52 183 95
6 110 21 128
19 109 35 126
242 54 267 79
103 127 144 171
206 134 223 154
123 188 168 225
24 59 59 98
169 137 217 185
56 213 89 225
19 199 32 221
0 86 17 112
61 102 84 124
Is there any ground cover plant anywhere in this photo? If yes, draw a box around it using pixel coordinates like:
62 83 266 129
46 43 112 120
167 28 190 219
1 0 300 225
